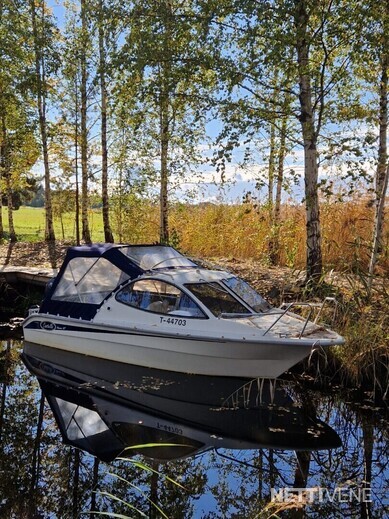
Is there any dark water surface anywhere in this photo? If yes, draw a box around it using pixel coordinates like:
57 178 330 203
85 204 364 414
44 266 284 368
0 338 388 518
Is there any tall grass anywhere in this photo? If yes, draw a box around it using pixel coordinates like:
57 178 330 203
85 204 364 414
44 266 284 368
171 198 386 272
2 195 388 273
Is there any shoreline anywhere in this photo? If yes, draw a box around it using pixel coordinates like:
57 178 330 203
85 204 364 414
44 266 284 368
0 240 387 400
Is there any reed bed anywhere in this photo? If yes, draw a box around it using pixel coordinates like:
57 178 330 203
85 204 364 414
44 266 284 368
4 195 387 274
116 196 387 274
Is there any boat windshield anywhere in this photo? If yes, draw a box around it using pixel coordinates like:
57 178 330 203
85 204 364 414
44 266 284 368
222 277 272 313
184 282 252 317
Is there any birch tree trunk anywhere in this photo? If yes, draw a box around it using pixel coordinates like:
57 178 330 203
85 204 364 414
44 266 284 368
0 120 5 238
269 114 288 265
80 0 91 244
6 171 16 242
1 116 16 242
75 77 80 245
268 121 276 210
30 0 55 242
159 1 172 245
160 90 169 245
368 52 388 287
98 0 114 243
149 460 159 519
117 151 124 243
295 0 323 281
89 457 100 518
360 418 374 519
72 449 80 519
274 115 287 225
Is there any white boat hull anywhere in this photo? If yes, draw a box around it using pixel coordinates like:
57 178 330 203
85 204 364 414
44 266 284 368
23 314 328 379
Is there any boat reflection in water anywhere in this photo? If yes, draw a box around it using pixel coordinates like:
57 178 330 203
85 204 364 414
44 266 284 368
22 342 341 463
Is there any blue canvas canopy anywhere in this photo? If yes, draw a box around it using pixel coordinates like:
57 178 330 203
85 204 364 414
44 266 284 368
39 244 197 319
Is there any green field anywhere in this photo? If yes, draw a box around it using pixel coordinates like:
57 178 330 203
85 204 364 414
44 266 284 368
1 206 105 243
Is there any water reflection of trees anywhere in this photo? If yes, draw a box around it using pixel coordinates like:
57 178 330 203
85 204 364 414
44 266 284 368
205 392 388 518
0 340 387 518
0 341 208 517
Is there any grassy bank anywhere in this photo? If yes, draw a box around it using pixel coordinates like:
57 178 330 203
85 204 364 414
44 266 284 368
2 196 388 273
1 199 388 397
297 273 389 399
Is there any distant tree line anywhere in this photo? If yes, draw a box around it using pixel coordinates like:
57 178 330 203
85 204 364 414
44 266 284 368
0 0 387 284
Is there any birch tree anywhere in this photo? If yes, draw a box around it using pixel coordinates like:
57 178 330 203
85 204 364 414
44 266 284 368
210 0 362 281
0 1 22 240
29 0 59 242
366 2 389 286
293 0 323 279
116 0 215 244
0 0 39 242
0 115 17 242
80 0 92 243
60 0 96 244
1 111 39 242
58 3 82 245
97 0 114 243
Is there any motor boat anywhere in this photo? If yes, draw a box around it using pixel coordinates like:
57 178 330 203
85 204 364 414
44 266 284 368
22 244 344 379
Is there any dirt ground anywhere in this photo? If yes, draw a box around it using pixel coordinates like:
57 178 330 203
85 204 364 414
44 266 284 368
0 241 70 270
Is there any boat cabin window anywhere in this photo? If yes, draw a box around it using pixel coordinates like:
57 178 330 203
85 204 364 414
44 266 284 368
52 257 130 304
222 277 272 313
116 279 206 317
184 282 251 317
120 246 197 270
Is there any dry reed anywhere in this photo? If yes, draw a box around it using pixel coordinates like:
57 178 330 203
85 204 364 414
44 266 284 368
118 196 388 274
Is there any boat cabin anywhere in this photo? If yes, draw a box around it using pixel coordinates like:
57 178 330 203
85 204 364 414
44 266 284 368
40 244 271 321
